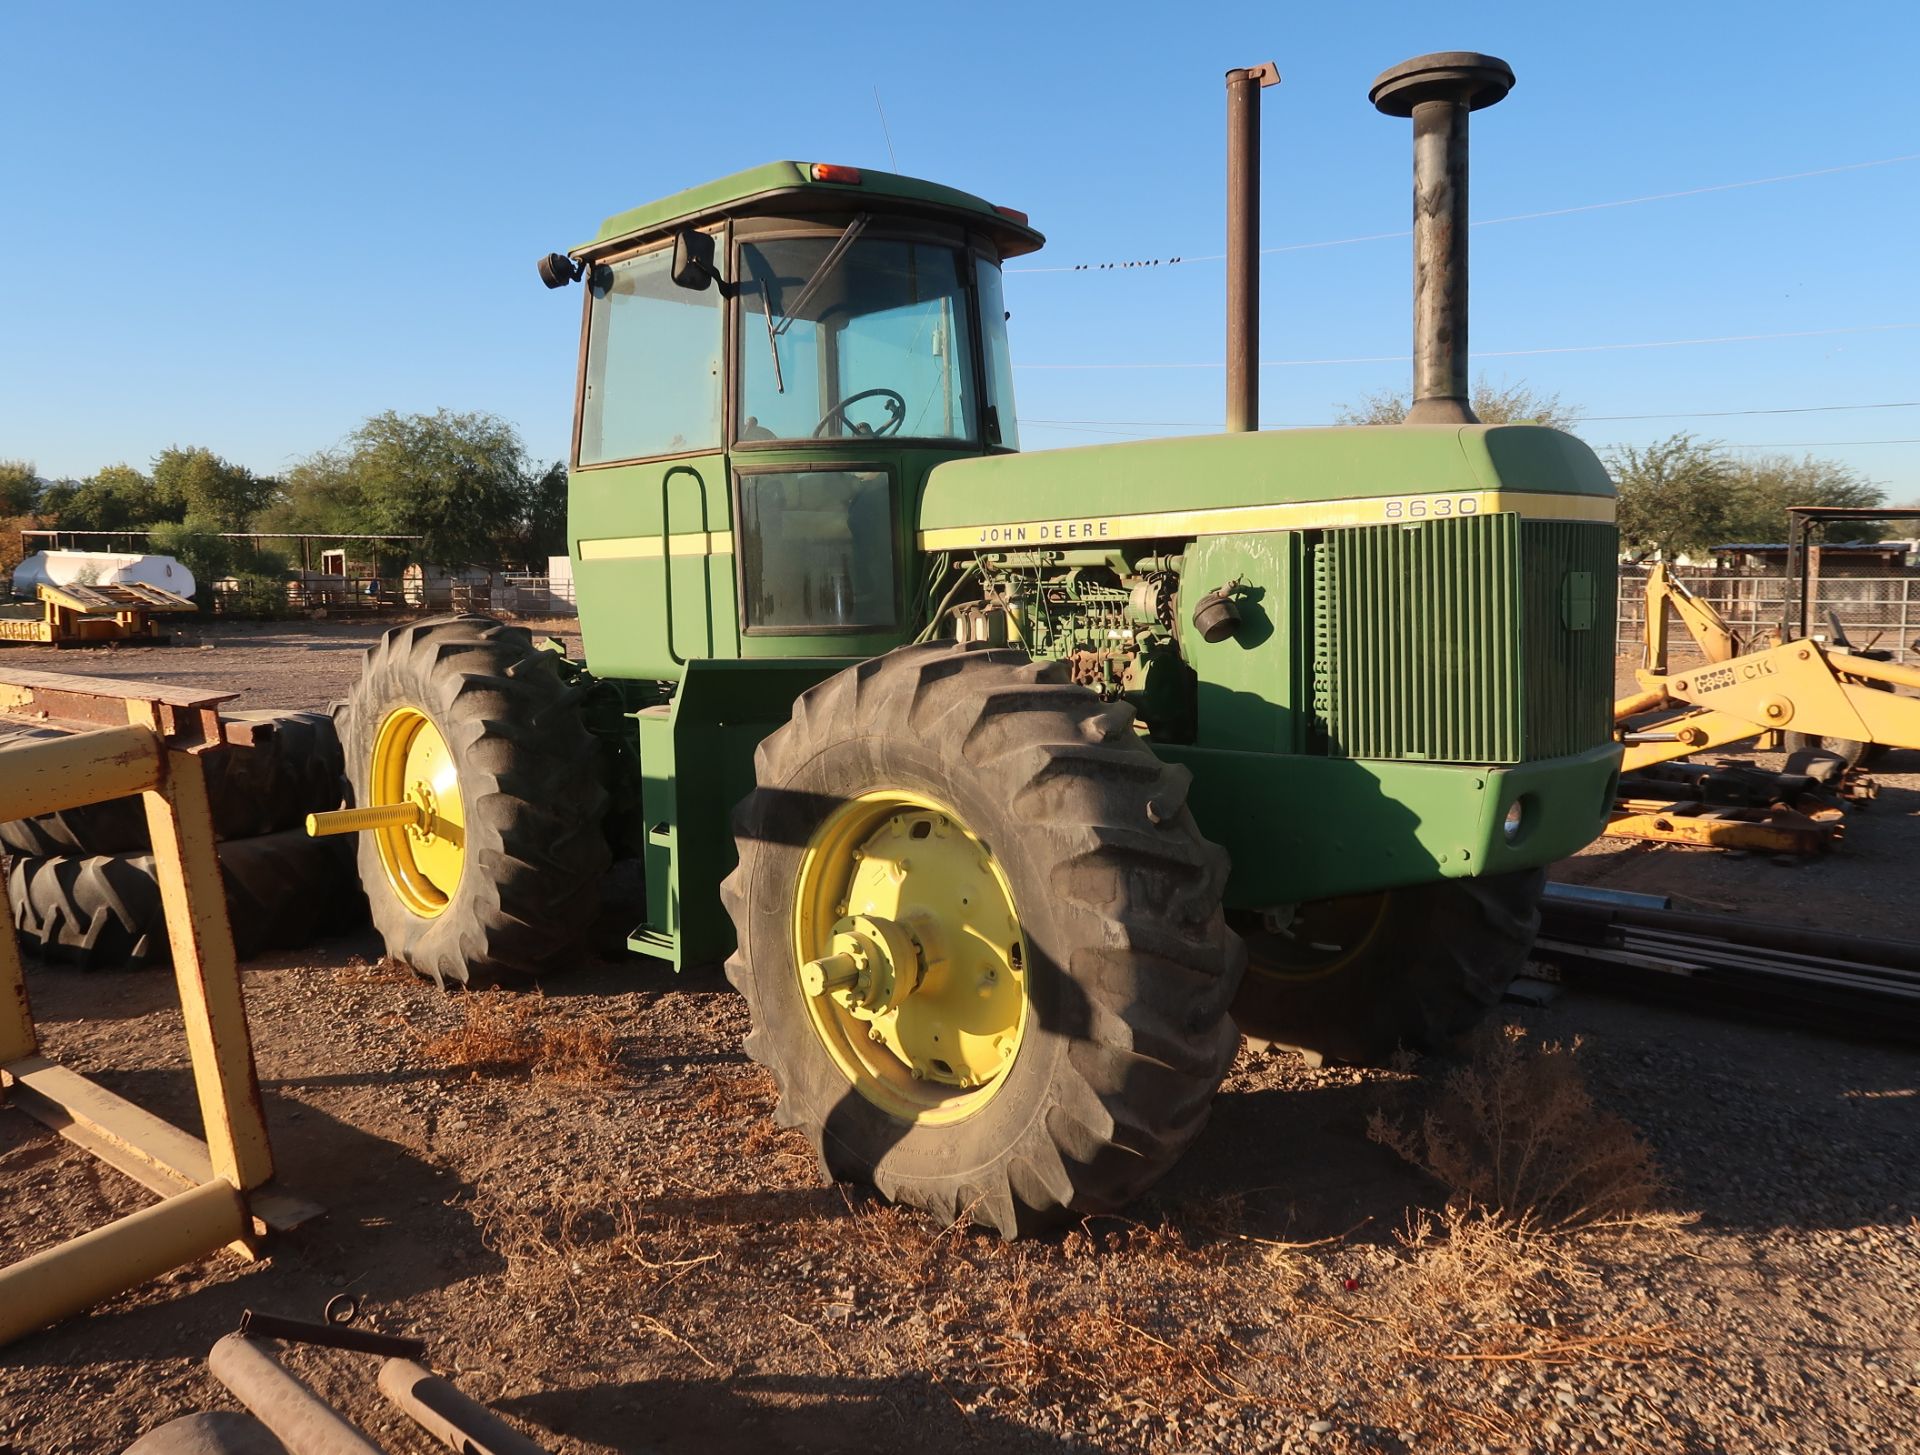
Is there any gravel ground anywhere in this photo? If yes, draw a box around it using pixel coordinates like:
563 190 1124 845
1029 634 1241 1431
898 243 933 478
0 626 1915 1454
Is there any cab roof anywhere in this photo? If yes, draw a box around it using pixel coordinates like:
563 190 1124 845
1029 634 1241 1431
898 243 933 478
574 161 1045 262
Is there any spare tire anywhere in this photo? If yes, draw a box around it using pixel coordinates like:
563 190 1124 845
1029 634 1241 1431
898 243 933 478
10 829 366 969
0 710 344 857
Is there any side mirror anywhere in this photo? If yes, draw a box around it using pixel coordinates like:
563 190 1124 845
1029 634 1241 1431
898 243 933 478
671 228 717 291
536 252 580 289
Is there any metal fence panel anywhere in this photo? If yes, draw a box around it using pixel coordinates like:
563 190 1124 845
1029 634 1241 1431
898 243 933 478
1618 570 1920 663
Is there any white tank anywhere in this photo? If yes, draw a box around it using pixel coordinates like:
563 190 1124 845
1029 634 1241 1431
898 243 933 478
10 550 197 600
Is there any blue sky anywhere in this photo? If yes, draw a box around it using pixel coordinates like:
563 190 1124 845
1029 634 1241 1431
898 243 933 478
4 2 1916 496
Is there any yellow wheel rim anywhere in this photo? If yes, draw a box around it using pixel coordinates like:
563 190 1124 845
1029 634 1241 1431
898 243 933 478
369 706 466 918
793 790 1028 1126
1246 892 1392 983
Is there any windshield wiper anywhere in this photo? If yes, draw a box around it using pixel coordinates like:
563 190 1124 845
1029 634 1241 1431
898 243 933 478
756 214 870 396
772 215 870 339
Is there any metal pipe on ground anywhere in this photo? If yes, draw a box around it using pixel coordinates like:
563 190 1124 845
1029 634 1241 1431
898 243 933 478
1539 895 1920 972
378 1360 553 1455
1370 51 1514 424
207 1334 386 1455
124 1411 290 1455
1224 62 1279 434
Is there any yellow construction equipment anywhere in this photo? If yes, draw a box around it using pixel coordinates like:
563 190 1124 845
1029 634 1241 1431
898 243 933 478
0 666 317 1347
1612 563 1920 851
0 581 198 647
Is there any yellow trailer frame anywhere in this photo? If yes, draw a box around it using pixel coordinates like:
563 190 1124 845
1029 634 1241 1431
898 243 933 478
0 667 315 1347
0 581 198 648
1612 564 1920 851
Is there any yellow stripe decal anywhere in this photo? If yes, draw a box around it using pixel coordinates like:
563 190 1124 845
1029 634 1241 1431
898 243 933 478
916 490 1614 552
577 531 734 561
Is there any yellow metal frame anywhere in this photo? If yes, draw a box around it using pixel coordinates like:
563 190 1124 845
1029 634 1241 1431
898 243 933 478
0 667 314 1348
0 582 197 648
1605 800 1842 854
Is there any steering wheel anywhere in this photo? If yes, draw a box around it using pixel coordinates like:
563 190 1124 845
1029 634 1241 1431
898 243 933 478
813 388 907 439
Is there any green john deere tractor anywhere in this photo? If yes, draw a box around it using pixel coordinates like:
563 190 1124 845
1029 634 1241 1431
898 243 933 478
318 52 1622 1235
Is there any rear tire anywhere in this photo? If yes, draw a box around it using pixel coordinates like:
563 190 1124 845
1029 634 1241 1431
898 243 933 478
10 830 365 969
723 642 1244 1238
1229 869 1545 1066
337 615 610 987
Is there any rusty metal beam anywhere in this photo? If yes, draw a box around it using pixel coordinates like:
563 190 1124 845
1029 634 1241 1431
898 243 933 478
0 723 164 819
0 665 233 747
0 913 34 1067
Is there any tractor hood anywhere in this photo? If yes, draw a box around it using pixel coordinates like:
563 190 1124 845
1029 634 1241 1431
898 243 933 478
915 424 1614 552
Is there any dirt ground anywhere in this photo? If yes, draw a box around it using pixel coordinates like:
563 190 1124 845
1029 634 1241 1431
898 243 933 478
2 622 1917 1455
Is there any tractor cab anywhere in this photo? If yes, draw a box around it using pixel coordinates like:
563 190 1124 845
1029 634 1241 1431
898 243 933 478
548 162 1043 681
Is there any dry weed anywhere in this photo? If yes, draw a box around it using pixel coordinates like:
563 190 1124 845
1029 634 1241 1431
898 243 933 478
1368 1022 1686 1232
418 990 618 1084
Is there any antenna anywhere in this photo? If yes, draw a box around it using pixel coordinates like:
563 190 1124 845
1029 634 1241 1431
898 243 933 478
874 88 900 171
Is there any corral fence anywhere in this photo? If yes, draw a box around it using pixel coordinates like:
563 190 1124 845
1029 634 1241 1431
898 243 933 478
1617 566 1920 663
209 573 578 619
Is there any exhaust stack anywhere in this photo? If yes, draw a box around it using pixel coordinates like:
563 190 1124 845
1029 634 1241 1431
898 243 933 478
1370 52 1514 424
1225 62 1280 434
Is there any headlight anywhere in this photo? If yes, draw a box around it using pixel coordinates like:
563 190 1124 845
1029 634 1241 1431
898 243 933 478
1502 799 1526 842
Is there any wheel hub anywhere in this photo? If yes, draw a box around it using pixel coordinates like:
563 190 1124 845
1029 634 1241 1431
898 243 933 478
368 707 466 918
795 795 1027 1118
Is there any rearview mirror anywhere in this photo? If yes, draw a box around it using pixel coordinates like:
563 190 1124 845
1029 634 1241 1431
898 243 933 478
671 229 717 291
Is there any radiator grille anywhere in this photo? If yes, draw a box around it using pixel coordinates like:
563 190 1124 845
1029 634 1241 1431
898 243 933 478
1313 514 1616 764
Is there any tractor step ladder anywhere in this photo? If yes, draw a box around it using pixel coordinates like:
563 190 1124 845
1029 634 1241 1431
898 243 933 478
0 666 318 1348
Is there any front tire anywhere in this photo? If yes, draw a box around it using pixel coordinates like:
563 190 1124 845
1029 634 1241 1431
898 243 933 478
337 616 609 987
1229 869 1545 1066
723 643 1244 1238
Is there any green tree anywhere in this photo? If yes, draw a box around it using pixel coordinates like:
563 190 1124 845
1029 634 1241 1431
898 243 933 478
1609 434 1885 558
1336 376 1579 431
349 409 529 564
1719 453 1884 544
38 463 175 533
0 460 40 515
152 446 276 532
1608 433 1738 560
260 449 367 536
274 410 534 565
513 460 569 563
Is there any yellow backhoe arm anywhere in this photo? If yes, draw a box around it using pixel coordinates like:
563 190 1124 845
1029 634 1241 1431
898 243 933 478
1638 562 1737 680
1619 638 1920 773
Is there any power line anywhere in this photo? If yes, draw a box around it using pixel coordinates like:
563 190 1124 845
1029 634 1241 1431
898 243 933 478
1613 439 1920 450
1014 321 1920 371
1010 152 1920 274
1025 400 1920 430
1024 419 1920 451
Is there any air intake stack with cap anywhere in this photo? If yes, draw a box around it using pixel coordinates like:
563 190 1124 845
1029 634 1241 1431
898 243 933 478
1370 51 1514 424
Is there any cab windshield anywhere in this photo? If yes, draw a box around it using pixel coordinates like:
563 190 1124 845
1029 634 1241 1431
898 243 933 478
737 235 982 445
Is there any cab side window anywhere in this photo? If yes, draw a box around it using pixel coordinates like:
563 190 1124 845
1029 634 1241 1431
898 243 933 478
579 244 724 465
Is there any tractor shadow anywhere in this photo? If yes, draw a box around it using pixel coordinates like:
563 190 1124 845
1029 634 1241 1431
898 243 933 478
502 1372 1098 1455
